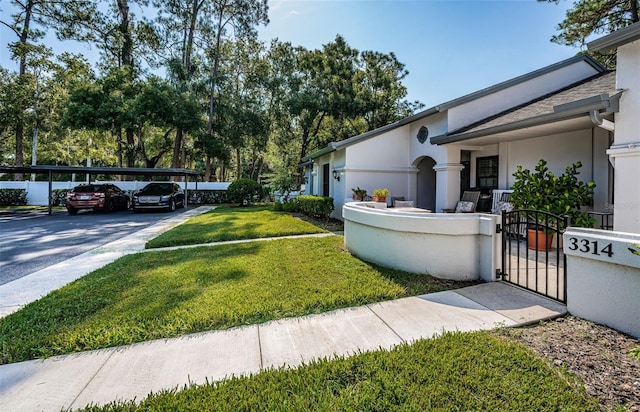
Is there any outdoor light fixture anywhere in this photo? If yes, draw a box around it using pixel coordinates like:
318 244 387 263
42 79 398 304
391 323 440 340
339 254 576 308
332 169 340 181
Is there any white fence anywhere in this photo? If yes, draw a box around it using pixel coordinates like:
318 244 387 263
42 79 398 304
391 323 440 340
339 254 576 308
0 181 231 206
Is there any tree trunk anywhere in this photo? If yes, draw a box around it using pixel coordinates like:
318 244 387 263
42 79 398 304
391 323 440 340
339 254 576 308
236 148 241 179
172 129 183 168
204 155 212 181
14 0 34 180
14 123 25 181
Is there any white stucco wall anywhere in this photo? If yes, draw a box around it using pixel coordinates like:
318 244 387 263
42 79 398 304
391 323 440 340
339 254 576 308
615 40 640 146
343 204 500 281
497 128 611 210
609 39 640 232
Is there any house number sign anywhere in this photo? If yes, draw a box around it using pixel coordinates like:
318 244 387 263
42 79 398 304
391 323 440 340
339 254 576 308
567 236 614 258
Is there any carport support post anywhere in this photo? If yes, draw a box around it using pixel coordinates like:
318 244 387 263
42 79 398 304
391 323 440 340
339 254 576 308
184 173 188 207
48 170 53 215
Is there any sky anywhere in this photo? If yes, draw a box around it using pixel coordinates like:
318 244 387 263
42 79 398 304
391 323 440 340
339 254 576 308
1 0 579 109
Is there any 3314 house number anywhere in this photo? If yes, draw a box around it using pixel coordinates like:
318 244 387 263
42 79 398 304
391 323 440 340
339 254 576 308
567 237 614 257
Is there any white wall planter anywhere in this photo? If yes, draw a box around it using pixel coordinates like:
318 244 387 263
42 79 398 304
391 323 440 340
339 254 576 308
343 203 500 282
563 228 640 338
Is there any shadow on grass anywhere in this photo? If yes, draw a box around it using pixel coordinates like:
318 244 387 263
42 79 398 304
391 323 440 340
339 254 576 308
366 262 482 296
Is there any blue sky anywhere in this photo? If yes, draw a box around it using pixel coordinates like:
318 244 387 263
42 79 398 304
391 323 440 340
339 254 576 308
1 0 578 109
258 0 577 107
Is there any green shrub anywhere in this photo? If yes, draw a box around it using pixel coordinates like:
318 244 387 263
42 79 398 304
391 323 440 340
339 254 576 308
0 189 28 206
189 190 228 204
511 159 596 228
226 179 264 206
52 189 70 206
273 198 301 213
296 195 334 219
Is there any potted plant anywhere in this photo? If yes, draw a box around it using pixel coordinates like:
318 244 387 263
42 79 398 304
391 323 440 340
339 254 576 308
510 159 596 251
372 188 390 203
351 187 367 201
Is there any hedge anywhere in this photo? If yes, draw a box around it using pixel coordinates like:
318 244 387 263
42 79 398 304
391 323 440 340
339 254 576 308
0 189 28 206
188 190 228 205
295 195 334 220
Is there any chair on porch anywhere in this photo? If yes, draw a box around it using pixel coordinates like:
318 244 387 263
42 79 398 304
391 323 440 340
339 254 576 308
448 191 481 213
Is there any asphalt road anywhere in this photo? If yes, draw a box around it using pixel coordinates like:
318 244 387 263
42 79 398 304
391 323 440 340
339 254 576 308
0 207 195 286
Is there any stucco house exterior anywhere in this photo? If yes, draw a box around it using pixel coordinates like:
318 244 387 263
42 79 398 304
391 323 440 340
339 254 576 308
301 54 621 223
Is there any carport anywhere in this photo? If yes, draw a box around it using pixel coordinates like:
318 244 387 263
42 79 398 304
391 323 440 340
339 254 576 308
0 165 201 215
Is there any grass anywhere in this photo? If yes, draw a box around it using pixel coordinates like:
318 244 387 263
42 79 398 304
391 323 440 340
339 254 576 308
77 331 598 411
0 235 476 364
146 206 326 248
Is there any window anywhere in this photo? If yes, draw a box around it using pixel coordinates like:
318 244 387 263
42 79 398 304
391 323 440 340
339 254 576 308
476 156 498 189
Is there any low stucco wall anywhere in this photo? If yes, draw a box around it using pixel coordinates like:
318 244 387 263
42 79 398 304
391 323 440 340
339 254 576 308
343 203 500 282
564 228 640 338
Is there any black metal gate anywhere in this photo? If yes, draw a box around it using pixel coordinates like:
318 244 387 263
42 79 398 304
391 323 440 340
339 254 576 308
497 209 568 303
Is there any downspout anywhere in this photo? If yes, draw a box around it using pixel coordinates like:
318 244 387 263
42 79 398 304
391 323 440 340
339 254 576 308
589 110 615 132
589 110 616 167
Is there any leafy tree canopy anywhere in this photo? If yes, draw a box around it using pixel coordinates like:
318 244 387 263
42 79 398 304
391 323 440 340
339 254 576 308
541 0 639 67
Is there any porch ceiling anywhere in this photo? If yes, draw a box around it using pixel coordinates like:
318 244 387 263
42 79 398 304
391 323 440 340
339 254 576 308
451 115 598 146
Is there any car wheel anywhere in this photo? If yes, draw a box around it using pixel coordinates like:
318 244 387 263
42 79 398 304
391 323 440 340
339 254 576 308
168 199 176 212
67 207 78 215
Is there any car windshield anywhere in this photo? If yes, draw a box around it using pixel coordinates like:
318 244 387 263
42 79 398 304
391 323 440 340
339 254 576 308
139 184 172 195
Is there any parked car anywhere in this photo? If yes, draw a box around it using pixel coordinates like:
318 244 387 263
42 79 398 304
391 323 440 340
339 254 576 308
132 182 185 212
66 184 131 215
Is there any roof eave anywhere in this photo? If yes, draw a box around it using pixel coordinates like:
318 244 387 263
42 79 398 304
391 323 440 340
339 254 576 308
302 107 440 161
588 21 640 52
300 144 337 163
430 92 621 145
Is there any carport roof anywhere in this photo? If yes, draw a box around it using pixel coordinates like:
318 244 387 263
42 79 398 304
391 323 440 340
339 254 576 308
0 165 200 177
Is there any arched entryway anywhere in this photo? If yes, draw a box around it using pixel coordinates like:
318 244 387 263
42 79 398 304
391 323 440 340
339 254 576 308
416 156 436 211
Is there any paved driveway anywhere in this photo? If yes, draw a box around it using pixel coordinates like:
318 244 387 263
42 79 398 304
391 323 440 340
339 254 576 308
0 208 196 285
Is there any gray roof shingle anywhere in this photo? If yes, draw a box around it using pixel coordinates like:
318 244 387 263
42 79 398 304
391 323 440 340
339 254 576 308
451 71 618 135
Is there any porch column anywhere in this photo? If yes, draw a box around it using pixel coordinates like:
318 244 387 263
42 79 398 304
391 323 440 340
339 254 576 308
433 163 464 212
607 147 640 232
608 39 640 232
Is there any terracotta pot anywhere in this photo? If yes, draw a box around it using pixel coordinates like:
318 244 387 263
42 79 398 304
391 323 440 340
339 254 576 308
527 229 554 251
372 195 386 203
352 194 363 201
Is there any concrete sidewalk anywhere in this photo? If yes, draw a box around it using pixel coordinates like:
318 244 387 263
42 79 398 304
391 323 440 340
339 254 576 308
0 206 567 411
0 282 566 411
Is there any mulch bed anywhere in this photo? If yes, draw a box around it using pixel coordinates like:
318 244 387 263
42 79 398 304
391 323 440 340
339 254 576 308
499 316 640 411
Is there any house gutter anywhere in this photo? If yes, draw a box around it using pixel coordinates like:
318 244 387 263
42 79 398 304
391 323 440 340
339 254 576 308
430 92 622 145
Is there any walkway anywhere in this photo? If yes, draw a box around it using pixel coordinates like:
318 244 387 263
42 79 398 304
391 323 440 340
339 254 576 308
0 207 567 411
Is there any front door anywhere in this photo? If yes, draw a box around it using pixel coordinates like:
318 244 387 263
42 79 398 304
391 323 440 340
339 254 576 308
322 164 330 197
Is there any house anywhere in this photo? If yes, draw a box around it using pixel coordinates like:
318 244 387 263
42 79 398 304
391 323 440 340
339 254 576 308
302 54 620 224
304 22 640 337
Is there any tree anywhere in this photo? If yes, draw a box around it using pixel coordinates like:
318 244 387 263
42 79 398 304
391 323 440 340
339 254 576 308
1 0 98 176
356 51 423 131
155 0 269 169
541 0 640 67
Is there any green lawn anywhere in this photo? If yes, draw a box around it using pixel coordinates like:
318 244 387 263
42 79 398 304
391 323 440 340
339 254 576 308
146 206 326 248
0 236 476 364
78 331 598 411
